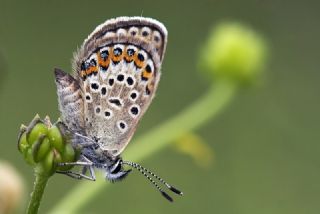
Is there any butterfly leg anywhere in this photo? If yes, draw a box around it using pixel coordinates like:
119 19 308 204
56 168 96 181
57 161 93 167
82 156 97 181
56 156 96 181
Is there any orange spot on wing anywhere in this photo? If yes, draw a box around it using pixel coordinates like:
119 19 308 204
80 70 86 78
97 50 110 68
86 66 97 76
134 56 145 68
111 48 123 63
142 70 152 79
124 48 136 62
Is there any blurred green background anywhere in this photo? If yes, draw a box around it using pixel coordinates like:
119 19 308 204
1 0 320 213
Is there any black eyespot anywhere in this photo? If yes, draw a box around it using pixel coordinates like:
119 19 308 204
90 59 97 67
142 31 149 37
146 85 151 95
119 122 126 129
81 62 86 70
145 64 152 73
105 111 111 117
130 106 139 115
101 87 107 95
141 75 148 81
86 95 91 100
131 31 137 36
108 78 114 86
130 92 137 99
95 107 101 114
91 83 99 90
109 98 122 106
126 77 134 86
137 53 145 61
100 50 109 60
154 35 160 42
113 48 122 56
117 74 124 82
112 60 120 65
127 49 135 56
81 61 90 70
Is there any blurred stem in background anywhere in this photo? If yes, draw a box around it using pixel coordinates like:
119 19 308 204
49 22 267 214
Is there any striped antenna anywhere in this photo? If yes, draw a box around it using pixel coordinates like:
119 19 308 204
121 160 183 202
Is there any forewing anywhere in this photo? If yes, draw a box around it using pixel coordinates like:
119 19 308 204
72 17 167 155
54 68 85 132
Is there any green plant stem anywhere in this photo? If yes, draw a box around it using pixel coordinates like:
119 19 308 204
27 168 50 214
50 80 237 214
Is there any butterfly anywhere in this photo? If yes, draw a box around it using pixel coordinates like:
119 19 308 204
54 17 182 202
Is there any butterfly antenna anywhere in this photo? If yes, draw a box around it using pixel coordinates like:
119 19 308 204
121 160 183 201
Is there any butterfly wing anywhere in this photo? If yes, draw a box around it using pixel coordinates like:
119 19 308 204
72 17 168 156
54 68 85 133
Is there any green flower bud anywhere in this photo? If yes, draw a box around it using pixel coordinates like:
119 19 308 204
32 135 51 163
18 115 78 177
57 143 77 171
25 147 36 166
17 125 28 154
26 115 48 146
48 125 64 153
40 150 55 176
200 22 267 85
